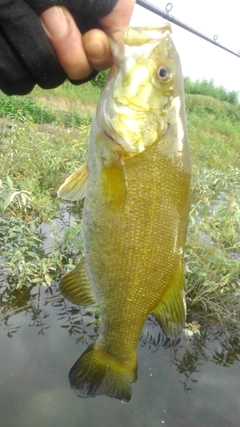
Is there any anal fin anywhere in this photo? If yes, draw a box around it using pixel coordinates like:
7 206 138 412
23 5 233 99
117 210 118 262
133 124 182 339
59 259 96 306
152 265 186 338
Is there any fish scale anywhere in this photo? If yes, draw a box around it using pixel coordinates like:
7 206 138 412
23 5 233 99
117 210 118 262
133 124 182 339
84 141 190 349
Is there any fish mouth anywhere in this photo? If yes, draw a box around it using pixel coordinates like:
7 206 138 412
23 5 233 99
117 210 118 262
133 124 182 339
116 101 145 113
115 100 164 114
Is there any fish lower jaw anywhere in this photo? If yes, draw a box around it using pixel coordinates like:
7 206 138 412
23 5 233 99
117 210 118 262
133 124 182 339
115 100 151 114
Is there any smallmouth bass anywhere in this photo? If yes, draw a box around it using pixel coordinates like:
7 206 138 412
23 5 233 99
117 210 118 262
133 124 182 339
58 23 191 402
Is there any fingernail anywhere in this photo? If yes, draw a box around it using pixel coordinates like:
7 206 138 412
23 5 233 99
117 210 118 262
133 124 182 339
41 7 69 39
84 40 106 60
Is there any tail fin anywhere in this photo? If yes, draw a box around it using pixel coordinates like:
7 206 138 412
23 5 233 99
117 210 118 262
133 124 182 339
69 342 137 402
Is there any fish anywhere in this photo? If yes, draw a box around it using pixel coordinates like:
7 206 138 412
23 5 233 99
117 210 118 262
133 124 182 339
58 23 191 402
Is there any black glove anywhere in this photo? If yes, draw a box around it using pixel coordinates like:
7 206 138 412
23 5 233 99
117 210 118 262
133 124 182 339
0 0 118 95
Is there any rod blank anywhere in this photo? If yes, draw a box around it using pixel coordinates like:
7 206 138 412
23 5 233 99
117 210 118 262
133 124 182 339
136 0 240 58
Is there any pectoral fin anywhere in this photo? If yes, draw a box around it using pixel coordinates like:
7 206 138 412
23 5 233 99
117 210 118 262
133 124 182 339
59 259 96 306
58 163 89 201
98 134 128 207
101 156 127 207
152 266 186 338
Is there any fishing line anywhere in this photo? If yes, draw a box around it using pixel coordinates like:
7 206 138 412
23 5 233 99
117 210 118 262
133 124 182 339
136 0 240 58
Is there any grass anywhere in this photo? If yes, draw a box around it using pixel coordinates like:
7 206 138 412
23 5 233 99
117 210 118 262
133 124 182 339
32 79 102 104
187 97 240 176
185 93 240 320
0 83 94 127
0 78 239 324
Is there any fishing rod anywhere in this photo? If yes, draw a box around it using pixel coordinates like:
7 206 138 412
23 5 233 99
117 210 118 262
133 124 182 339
136 0 240 59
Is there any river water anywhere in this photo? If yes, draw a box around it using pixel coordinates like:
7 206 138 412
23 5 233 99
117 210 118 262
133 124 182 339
0 281 239 427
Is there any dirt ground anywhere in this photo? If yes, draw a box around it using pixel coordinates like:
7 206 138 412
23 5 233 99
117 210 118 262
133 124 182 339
36 94 96 116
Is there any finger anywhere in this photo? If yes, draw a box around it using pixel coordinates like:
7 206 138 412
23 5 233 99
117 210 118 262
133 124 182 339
40 6 93 80
99 0 136 30
83 29 113 71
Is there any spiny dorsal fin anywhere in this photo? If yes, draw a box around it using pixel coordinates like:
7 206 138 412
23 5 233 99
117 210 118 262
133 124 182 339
59 259 96 306
152 265 186 338
58 163 89 201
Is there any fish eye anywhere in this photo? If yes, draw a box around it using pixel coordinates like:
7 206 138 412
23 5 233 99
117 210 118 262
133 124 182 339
157 66 171 82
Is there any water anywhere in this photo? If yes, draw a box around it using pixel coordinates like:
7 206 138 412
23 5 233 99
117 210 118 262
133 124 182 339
0 283 239 427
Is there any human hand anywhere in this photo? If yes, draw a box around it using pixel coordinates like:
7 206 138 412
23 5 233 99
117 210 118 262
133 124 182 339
40 1 136 81
0 0 135 95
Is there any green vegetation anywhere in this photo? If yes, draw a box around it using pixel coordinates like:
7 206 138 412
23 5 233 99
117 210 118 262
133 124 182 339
185 88 240 320
0 90 92 127
91 70 109 89
0 78 239 325
184 76 239 105
33 79 102 103
186 167 240 316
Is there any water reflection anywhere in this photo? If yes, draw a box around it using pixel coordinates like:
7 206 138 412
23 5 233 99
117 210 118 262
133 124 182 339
141 312 240 393
1 281 239 396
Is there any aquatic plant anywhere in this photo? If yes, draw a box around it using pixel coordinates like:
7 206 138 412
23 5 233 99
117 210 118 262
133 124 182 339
186 165 240 317
0 175 32 212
